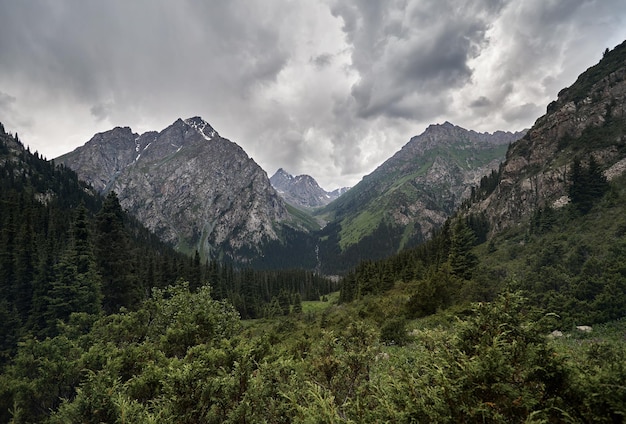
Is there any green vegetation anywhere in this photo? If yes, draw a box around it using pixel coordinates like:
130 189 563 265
285 203 321 232
2 37 626 420
558 39 626 105
315 136 511 274
0 127 336 358
1 285 624 423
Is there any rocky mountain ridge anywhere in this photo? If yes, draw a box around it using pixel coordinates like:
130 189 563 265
57 117 310 264
468 40 626 233
315 122 525 272
270 168 349 209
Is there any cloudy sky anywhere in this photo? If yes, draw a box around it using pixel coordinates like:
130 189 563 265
1 1 625 189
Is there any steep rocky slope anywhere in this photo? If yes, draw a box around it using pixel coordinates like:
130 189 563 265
58 117 311 264
270 168 349 209
469 40 626 233
316 123 524 272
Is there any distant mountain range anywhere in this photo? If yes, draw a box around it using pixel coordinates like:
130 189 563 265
57 117 317 266
269 168 349 210
314 122 525 272
37 40 626 274
57 116 524 272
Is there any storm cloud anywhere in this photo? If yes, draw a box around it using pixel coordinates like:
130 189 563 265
0 0 625 189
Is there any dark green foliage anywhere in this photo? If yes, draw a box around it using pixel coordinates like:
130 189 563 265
530 205 557 234
465 166 503 207
95 192 140 313
569 156 609 214
42 205 102 336
317 220 414 275
449 218 478 279
0 127 196 364
406 265 460 318
379 317 409 346
3 287 623 423
338 216 478 304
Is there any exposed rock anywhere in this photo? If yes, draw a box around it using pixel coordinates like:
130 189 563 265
549 330 564 338
58 117 302 262
323 122 525 247
270 168 349 209
470 41 626 233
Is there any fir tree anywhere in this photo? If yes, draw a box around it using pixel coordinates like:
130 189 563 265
95 192 138 313
44 204 102 335
449 219 478 280
569 156 609 213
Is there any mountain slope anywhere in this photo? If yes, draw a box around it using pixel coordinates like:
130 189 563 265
468 40 626 232
316 123 524 272
270 168 348 209
58 117 314 265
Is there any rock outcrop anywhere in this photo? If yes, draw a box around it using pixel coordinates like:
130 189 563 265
270 168 349 209
470 40 626 233
58 117 302 262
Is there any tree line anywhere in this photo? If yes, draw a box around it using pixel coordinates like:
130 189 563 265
0 126 336 364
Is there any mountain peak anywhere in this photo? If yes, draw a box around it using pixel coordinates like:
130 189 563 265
270 168 346 209
183 116 218 141
426 121 458 131
275 168 293 178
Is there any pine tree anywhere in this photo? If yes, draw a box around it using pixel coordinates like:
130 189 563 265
95 192 138 313
44 204 102 335
449 219 478 280
569 156 609 214
292 292 303 314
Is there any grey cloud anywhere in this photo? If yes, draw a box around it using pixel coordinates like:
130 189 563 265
311 53 334 68
470 96 493 108
331 0 509 120
0 0 625 189
90 103 112 122
502 103 542 124
0 91 16 108
0 1 290 107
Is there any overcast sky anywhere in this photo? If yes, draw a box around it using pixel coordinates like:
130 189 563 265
1 1 625 189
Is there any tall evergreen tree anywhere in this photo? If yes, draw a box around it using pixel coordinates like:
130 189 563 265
449 219 478 280
569 156 609 213
44 204 102 335
95 192 139 313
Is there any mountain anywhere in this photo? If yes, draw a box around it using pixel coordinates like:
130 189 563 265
270 168 349 209
57 117 315 265
468 40 626 233
338 39 626 327
0 122 201 341
315 122 525 272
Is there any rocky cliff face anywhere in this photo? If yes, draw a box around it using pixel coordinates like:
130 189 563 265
270 168 348 209
58 117 302 262
323 122 524 245
470 40 626 233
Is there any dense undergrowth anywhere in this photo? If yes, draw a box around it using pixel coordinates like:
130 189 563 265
1 285 624 423
1 157 625 421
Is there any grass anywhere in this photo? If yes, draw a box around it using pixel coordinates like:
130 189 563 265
302 291 340 313
338 209 385 250
285 203 320 231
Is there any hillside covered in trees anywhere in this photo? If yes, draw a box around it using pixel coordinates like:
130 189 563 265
1 112 626 421
2 39 626 422
0 125 337 364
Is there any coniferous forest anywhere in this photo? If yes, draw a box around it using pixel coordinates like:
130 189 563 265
2 40 626 422
1 109 626 423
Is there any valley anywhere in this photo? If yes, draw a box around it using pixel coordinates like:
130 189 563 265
1 33 626 424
